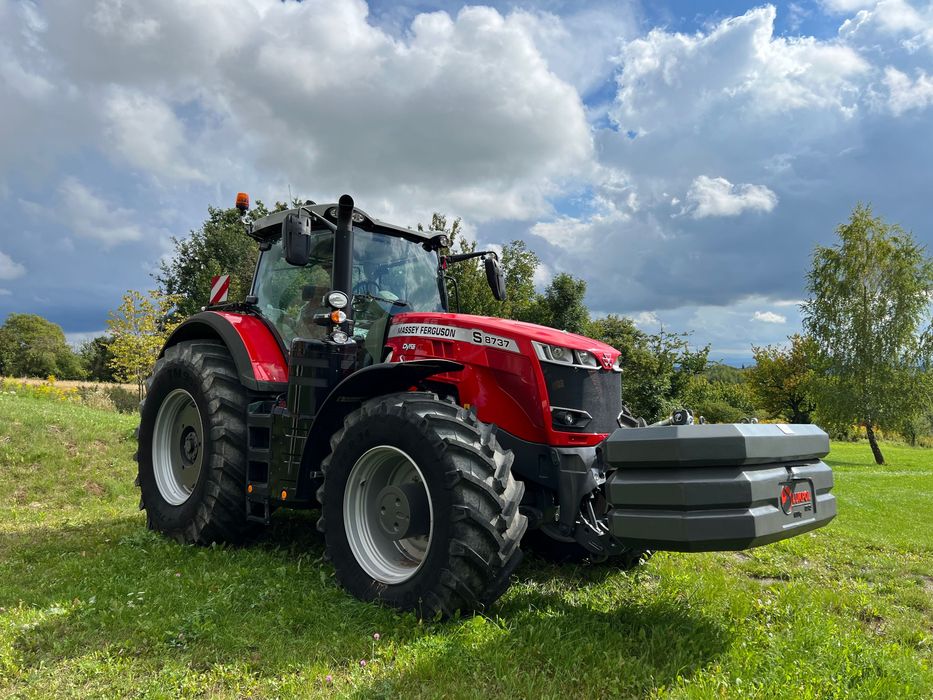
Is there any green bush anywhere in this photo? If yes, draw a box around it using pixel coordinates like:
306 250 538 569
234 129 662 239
106 385 139 414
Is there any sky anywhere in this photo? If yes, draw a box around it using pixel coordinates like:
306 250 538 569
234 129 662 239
1 0 931 364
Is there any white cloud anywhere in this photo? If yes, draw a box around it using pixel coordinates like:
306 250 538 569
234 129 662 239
533 260 553 288
508 5 635 97
0 1 593 223
685 176 778 219
753 310 787 323
0 288 11 296
884 67 933 114
58 178 143 246
612 6 869 135
821 0 882 13
104 89 205 182
530 207 629 252
631 311 660 328
838 0 933 52
0 251 26 280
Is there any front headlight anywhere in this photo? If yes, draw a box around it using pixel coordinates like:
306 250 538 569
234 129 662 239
532 342 603 369
574 350 599 368
547 344 574 364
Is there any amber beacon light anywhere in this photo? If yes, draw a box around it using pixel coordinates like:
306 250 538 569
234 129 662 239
235 192 250 213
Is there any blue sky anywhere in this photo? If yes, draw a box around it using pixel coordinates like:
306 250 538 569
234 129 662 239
1 0 931 364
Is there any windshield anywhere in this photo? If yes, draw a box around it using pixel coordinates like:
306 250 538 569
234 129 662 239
351 229 444 312
252 226 444 363
351 229 444 363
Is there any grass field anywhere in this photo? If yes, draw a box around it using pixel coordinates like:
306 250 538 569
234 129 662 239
0 393 930 698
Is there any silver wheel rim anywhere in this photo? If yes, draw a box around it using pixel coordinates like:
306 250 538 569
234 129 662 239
343 445 434 584
152 388 204 506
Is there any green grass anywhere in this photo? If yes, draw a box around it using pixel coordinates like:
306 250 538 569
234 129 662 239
0 393 930 698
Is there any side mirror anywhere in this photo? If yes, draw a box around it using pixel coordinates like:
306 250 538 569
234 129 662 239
283 213 311 266
484 255 507 301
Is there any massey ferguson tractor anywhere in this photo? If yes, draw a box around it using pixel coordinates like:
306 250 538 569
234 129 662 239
136 194 836 617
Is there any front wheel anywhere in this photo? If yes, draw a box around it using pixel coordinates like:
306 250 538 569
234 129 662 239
318 393 527 617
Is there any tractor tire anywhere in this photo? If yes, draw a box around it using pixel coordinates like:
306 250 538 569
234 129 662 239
137 340 251 545
524 528 652 570
317 392 527 618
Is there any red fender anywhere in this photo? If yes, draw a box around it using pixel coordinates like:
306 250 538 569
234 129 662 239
162 311 288 391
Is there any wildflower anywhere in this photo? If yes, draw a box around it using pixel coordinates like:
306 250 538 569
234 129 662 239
325 674 333 684
373 632 380 641
359 659 367 668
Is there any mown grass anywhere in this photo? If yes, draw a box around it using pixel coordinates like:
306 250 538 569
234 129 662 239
0 393 929 698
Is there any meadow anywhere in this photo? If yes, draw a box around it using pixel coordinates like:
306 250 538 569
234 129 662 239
0 392 930 698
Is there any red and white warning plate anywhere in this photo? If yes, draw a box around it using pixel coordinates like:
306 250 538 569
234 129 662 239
210 274 230 305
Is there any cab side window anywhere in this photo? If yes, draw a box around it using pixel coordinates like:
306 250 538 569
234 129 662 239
253 232 334 344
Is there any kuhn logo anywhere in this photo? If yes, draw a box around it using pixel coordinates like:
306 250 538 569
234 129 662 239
779 484 812 514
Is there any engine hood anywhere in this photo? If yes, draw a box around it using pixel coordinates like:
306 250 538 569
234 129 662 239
389 311 620 365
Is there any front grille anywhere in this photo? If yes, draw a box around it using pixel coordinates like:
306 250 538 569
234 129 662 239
541 364 622 433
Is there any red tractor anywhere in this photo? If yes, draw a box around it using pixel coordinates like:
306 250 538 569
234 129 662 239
137 194 835 617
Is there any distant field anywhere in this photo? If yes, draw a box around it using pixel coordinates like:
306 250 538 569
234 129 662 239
0 393 930 698
1 376 134 390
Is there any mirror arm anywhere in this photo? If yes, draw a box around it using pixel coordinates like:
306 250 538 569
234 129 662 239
444 250 498 264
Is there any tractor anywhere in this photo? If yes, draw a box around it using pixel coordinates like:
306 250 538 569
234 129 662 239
136 194 836 617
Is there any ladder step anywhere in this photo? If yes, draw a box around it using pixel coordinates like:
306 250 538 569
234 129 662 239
246 495 270 524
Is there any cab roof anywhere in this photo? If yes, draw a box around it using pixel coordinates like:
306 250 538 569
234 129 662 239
249 202 440 249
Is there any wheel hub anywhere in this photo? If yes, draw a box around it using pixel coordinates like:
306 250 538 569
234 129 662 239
376 483 430 540
180 427 200 465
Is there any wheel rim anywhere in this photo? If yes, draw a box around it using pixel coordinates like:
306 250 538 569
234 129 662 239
343 445 434 585
152 388 204 506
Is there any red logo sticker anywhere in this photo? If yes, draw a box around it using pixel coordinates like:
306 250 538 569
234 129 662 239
779 483 812 514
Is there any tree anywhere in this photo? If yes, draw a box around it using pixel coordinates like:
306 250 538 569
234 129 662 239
157 201 280 318
681 373 757 423
587 314 710 421
0 313 83 379
747 334 818 423
79 335 117 382
427 213 542 320
108 290 182 399
802 203 933 464
529 273 590 334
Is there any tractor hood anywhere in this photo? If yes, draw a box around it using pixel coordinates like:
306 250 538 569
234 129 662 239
388 312 620 369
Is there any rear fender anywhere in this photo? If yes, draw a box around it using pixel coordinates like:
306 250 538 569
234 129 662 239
296 359 463 500
162 311 288 392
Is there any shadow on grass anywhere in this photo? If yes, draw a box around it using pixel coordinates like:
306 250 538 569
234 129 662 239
0 513 728 696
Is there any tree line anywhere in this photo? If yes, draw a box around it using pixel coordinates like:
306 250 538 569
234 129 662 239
2 201 930 464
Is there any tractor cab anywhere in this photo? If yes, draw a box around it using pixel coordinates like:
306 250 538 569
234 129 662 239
248 212 446 365
242 195 504 369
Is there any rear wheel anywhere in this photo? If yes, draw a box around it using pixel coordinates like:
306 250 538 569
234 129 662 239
137 340 251 544
318 393 527 617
